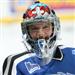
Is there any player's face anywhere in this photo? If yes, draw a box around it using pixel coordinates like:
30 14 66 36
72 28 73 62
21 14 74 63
28 21 53 40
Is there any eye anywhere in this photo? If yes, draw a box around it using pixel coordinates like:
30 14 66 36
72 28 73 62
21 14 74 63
43 25 49 29
29 27 39 32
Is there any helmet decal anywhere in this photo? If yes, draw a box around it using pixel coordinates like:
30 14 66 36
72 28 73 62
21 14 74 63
23 3 50 19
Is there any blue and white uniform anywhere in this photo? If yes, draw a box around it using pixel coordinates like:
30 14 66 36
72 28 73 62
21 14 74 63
3 46 75 75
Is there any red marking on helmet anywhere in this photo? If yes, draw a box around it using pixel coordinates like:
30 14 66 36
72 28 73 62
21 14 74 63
27 9 37 18
25 5 50 18
40 6 45 15
45 6 50 14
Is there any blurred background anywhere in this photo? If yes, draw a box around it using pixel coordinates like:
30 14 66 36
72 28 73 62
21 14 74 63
0 0 75 73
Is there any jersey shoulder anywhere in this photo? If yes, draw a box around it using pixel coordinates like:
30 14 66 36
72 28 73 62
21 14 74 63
59 45 75 61
59 45 75 54
3 51 35 75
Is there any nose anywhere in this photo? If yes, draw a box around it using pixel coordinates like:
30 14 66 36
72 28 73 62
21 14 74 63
38 29 45 39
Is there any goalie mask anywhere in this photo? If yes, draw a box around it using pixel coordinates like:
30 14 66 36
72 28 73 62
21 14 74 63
21 1 60 59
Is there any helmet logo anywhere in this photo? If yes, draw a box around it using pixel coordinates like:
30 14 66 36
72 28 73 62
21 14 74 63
32 7 44 17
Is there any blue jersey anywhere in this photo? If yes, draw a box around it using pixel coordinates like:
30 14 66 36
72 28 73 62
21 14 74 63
3 46 75 75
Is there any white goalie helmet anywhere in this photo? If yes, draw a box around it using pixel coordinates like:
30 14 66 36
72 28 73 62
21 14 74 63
21 1 60 59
